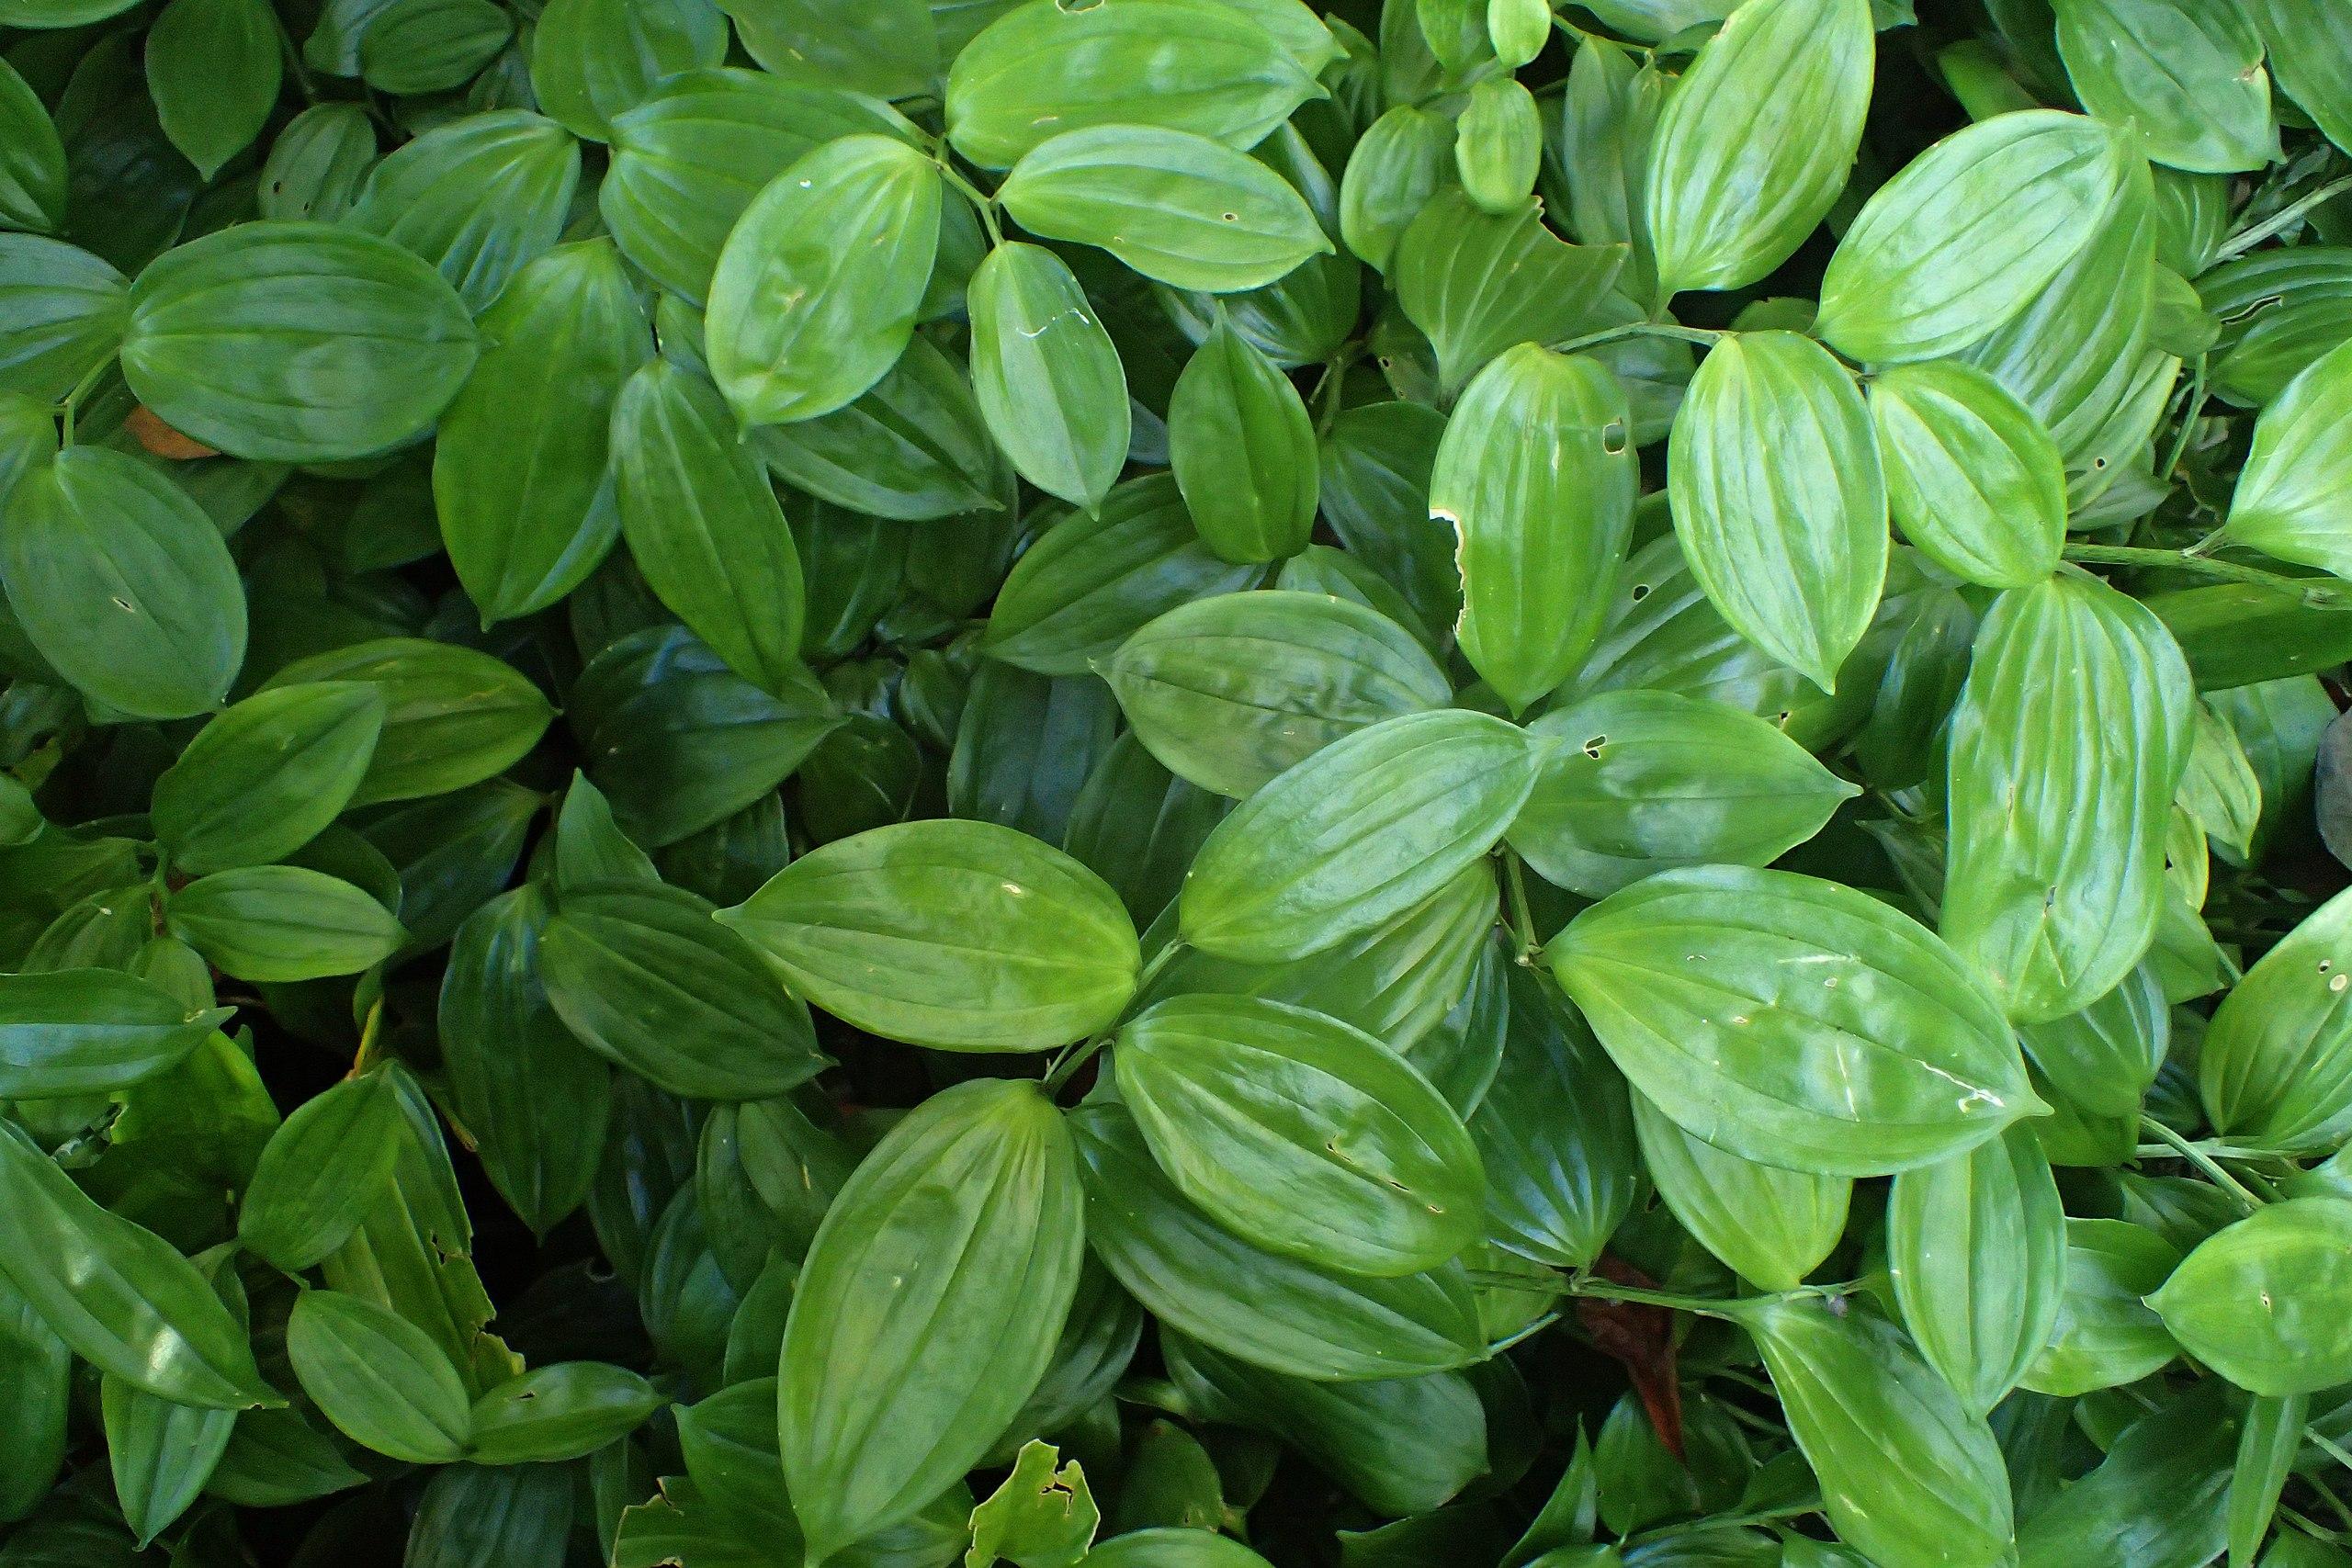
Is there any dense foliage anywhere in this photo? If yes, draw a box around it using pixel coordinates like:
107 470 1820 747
6 0 2352 1564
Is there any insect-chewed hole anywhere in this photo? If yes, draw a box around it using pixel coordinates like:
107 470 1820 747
1582 735 1607 759
1629 582 1651 602
1220 211 1238 222
1601 421 1629 456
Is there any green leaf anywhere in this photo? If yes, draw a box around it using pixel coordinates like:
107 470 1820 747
166 865 406 981
1082 1530 1276 1568
434 238 648 623
945 0 1322 169
437 886 611 1235
571 625 840 847
0 1119 275 1409
528 0 727 141
1631 1090 1849 1292
1644 0 1874 296
1393 191 1627 394
998 125 1332 295
984 473 1259 677
466 1361 664 1463
612 356 806 694
2020 1217 2182 1395
1473 966 1638 1269
103 1371 236 1545
1430 344 1636 712
0 968 229 1098
782 1078 1085 1561
2225 337 2352 580
1547 865 2041 1176
2150 1198 2352 1396
145 0 279 179
2053 0 2275 173
1069 1102 1485 1381
2230 1393 2306 1568
1105 589 1451 799
1944 571 2196 1022
1815 110 2136 364
120 220 479 462
719 0 940 100
0 234 129 401
1665 330 1886 693
706 134 941 425
0 446 246 719
1867 357 2066 589
2243 0 2352 156
152 682 388 874
1169 314 1318 563
1114 994 1484 1277
1339 106 1455 274
0 58 67 234
1140 859 1496 1053
1162 1333 1487 1517
1178 708 1540 963
353 0 514 93
1732 1295 2012 1568
601 69 912 306
750 333 1004 522
542 880 830 1100
344 111 581 316
2020 961 2168 1119
968 241 1129 513
718 818 1140 1051
2199 884 2352 1151
237 1068 403 1271
1885 1125 2066 1415
261 637 555 807
286 1289 471 1463
1512 690 1857 897
967 1440 1099 1568
1455 76 1541 216
2014 1382 2237 1568
257 103 379 222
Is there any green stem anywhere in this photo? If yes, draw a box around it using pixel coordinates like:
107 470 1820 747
1567 1276 1742 1316
1500 849 1540 962
272 8 320 104
1549 321 1724 356
2062 543 2345 604
1487 1311 1560 1354
2132 1141 2287 1163
2313 1430 2352 1479
53 355 110 446
2142 1117 2267 1213
935 158 1003 247
2215 173 2352 263
1043 1033 1109 1097
2161 353 2207 481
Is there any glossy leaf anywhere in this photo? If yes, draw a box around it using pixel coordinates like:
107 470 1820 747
998 126 1333 295
1943 571 2196 1022
2225 337 2352 580
0 445 246 719
1430 344 1636 712
119 221 478 462
1666 330 1886 693
1169 315 1318 563
968 241 1128 513
1867 357 2066 589
2151 1199 2352 1396
152 682 387 874
1644 0 1874 296
782 1078 1085 1561
434 239 648 623
1547 865 2041 1176
1816 111 2135 364
1511 690 1858 897
706 135 941 425
1178 708 1541 963
0 1120 274 1410
237 1068 403 1270
1885 1125 2066 1414
1115 995 1484 1277
719 818 1139 1051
